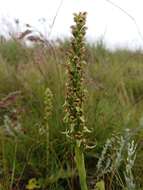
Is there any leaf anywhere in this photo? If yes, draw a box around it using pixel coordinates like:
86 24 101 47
95 180 105 190
26 178 40 190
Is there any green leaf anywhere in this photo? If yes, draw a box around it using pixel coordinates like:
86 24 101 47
95 180 105 190
26 178 40 190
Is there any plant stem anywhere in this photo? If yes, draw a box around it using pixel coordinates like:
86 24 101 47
75 141 88 190
10 140 17 190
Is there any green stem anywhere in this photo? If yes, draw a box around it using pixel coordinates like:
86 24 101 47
10 140 17 190
75 142 88 190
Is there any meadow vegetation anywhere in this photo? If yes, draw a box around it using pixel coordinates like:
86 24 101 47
0 12 143 190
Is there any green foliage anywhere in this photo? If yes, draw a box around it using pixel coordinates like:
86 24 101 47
0 19 143 190
0 40 29 66
95 180 105 190
26 178 41 190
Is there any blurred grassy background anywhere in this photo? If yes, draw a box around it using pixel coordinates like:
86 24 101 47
0 38 143 189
